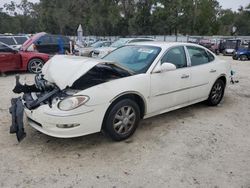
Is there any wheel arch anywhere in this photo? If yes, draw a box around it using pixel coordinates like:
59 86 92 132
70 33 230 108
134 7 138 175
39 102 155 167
208 74 227 99
216 74 227 86
27 57 45 70
101 91 147 129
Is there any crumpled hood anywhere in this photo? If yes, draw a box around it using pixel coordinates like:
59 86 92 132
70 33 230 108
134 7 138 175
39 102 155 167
42 55 108 90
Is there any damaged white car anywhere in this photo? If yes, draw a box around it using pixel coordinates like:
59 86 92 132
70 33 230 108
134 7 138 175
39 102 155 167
10 42 231 142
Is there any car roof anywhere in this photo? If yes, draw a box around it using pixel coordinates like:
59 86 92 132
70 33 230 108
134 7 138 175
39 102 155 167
119 37 154 40
129 41 204 48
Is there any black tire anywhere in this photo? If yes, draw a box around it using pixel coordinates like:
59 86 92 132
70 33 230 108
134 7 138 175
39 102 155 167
207 79 225 106
28 58 44 74
104 99 141 141
240 55 248 61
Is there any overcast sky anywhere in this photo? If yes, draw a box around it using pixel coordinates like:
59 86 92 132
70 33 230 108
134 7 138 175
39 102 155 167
0 0 249 11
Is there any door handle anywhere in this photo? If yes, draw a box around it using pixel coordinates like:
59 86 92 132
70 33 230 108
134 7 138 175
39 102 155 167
181 74 190 79
210 69 217 73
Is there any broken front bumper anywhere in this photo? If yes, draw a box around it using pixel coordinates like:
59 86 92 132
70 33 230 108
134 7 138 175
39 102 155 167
9 97 26 142
9 97 107 141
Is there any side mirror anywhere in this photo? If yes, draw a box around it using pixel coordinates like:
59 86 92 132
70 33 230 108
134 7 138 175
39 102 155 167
153 62 176 73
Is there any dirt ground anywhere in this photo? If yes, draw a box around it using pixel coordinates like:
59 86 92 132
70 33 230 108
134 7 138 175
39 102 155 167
0 56 250 188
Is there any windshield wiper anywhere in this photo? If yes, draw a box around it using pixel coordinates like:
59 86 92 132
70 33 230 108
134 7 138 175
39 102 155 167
104 63 135 76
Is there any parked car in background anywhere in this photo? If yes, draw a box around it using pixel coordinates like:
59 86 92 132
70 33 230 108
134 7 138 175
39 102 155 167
11 42 231 141
0 35 29 49
76 41 112 57
198 39 220 55
21 32 71 54
233 43 250 61
92 38 155 58
222 39 241 56
0 42 49 74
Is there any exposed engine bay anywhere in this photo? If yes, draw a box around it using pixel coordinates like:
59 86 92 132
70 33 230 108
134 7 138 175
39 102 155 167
9 62 132 142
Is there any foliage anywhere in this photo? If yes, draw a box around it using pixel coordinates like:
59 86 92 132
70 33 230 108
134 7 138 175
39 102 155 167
0 0 249 36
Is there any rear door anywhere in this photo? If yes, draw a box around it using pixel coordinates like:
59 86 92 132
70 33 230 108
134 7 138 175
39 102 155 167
0 43 21 72
186 46 217 102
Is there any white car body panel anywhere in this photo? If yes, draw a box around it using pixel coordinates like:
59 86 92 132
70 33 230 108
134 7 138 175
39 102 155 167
42 55 108 90
24 42 231 138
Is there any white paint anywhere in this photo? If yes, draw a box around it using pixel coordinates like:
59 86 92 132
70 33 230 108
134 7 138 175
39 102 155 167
25 42 231 138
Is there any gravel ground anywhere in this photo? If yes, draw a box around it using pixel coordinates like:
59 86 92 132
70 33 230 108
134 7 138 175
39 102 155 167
0 56 250 188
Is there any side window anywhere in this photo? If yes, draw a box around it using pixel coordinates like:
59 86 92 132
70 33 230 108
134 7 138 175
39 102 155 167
187 46 210 66
38 35 51 44
0 43 11 52
161 46 187 68
50 36 58 44
0 37 16 45
207 51 215 62
14 37 28 45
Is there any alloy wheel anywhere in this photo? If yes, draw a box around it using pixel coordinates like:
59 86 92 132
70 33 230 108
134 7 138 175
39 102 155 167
29 59 44 73
211 82 223 104
113 106 136 135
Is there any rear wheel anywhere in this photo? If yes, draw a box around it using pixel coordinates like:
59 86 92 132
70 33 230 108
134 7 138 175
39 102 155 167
207 79 225 106
104 99 140 141
28 58 44 74
240 55 248 61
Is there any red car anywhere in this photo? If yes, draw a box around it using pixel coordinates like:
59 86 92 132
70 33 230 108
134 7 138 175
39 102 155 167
0 42 49 74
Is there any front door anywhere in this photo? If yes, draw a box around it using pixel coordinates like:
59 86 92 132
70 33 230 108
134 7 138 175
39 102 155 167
149 46 191 114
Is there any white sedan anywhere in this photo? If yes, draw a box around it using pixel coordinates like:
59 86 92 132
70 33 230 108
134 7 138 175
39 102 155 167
11 42 231 141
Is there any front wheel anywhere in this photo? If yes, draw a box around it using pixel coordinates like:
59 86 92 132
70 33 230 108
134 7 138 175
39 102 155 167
28 58 44 74
104 99 141 141
207 79 225 106
240 55 248 61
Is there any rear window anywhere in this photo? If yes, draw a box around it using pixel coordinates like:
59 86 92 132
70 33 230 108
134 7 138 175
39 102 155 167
14 37 28 44
50 35 70 44
39 35 52 44
0 37 16 45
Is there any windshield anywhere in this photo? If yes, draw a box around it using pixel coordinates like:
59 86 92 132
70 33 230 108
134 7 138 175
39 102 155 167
110 38 130 48
0 37 16 45
225 40 238 49
103 45 161 74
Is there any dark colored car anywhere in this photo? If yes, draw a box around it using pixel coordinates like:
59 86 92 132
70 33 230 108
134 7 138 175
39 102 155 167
221 39 241 56
21 32 71 54
233 44 250 61
0 42 50 74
